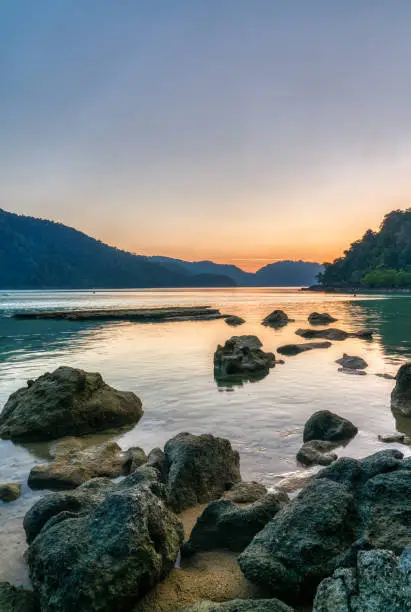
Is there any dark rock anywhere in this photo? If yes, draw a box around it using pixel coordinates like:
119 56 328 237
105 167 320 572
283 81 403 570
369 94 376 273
223 481 267 503
303 410 358 443
375 373 396 380
378 433 405 443
308 312 338 325
277 342 331 356
224 315 246 326
146 447 168 482
164 432 241 512
0 582 39 612
262 310 294 327
313 548 411 612
336 354 368 370
214 336 276 380
0 366 143 441
125 446 148 473
181 598 295 611
296 440 338 466
183 493 289 556
296 328 373 341
391 362 411 416
0 483 21 502
338 368 367 376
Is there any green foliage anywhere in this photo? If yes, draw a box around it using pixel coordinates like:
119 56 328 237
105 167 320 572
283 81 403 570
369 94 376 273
321 209 411 288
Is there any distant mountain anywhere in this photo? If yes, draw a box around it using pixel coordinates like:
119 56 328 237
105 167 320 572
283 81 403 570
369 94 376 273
0 208 322 289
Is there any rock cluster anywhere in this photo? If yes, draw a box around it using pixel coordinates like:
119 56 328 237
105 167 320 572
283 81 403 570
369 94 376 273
214 336 276 380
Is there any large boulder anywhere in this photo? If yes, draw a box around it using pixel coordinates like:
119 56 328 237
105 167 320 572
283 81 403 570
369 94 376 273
0 582 39 612
296 328 373 341
239 450 411 604
0 367 143 441
391 362 411 416
296 440 338 466
313 548 411 612
181 599 295 611
262 310 294 327
182 493 289 556
336 354 368 370
164 433 241 512
308 312 337 325
0 483 21 502
214 336 276 380
277 342 331 356
25 470 184 612
303 410 358 443
28 441 147 490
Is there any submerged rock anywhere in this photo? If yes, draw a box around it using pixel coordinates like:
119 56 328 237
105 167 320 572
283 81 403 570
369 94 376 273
296 440 338 466
336 354 368 370
214 336 276 380
296 328 373 341
223 481 267 503
181 598 295 611
0 582 39 612
224 315 246 326
303 410 358 443
313 548 411 612
0 366 143 441
277 342 331 356
308 312 337 325
378 432 406 443
0 483 21 502
262 310 294 327
391 362 411 416
164 432 241 513
183 493 289 556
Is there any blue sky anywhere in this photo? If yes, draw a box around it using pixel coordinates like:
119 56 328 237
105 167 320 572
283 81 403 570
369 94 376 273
1 1 411 269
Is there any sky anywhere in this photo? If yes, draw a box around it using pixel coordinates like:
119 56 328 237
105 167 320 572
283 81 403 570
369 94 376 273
1 1 411 271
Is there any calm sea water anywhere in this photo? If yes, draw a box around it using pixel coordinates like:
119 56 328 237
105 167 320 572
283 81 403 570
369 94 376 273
1 287 411 586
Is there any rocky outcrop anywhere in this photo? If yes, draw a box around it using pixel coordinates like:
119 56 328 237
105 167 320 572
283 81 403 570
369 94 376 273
391 362 411 416
28 441 147 490
308 312 337 325
0 367 143 441
223 481 267 503
277 342 331 356
296 440 338 466
336 354 368 370
214 336 276 380
181 599 295 611
25 470 184 612
239 450 411 604
164 433 241 512
296 328 373 341
262 310 294 327
303 410 358 443
313 548 411 612
0 483 21 502
224 315 246 326
0 582 39 612
182 493 289 556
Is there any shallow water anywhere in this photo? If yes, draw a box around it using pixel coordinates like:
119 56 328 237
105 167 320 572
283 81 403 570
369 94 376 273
1 287 411 586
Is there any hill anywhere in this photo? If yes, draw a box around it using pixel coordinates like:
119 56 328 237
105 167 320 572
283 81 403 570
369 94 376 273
319 209 411 288
253 260 323 287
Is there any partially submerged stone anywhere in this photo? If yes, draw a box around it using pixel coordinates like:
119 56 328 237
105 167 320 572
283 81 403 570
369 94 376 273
336 354 368 370
296 440 338 467
262 310 294 327
277 342 331 356
391 362 411 416
224 315 246 326
296 328 373 341
0 483 21 503
0 366 143 441
378 433 406 444
214 336 276 380
303 410 358 443
308 312 337 325
0 582 39 612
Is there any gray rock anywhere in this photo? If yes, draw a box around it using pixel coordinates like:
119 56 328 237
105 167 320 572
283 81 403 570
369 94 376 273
0 582 39 612
277 342 331 356
296 328 373 341
224 315 246 326
308 312 338 325
262 310 294 327
375 373 396 380
0 366 143 441
164 432 241 512
303 410 358 443
223 481 267 503
125 446 148 473
336 354 368 370
296 440 338 466
181 598 295 611
391 362 411 416
182 492 289 556
214 336 275 380
338 368 367 376
273 469 317 493
0 482 21 502
146 447 168 482
378 433 406 443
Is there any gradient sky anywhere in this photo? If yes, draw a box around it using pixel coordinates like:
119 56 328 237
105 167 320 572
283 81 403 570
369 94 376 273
1 1 411 271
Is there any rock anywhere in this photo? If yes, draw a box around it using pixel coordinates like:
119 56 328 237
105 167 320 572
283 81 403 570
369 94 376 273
164 433 241 513
336 354 368 370
223 481 267 503
0 483 21 502
378 433 406 443
214 336 276 380
183 493 289 556
28 441 145 490
0 366 143 441
224 315 246 326
181 598 295 611
262 310 294 327
313 548 411 612
239 450 411 603
391 362 411 416
296 328 373 341
277 342 331 356
296 440 338 466
240 450 411 603
272 469 317 493
146 447 168 482
0 582 39 612
26 471 184 612
308 312 337 325
15 306 224 322
375 373 396 380
303 410 358 443
338 368 367 376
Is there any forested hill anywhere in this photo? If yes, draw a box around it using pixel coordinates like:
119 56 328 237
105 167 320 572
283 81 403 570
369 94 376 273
319 209 411 288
